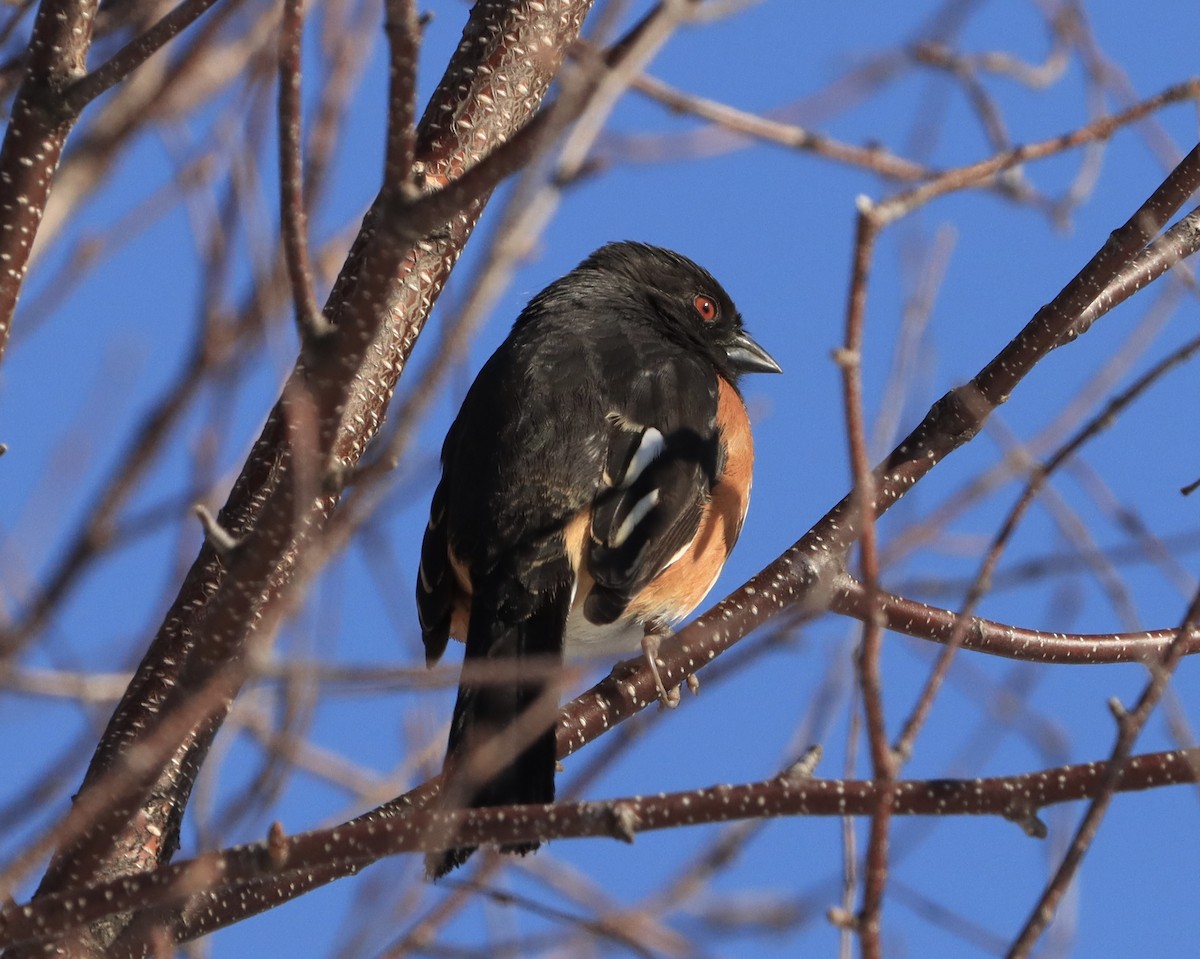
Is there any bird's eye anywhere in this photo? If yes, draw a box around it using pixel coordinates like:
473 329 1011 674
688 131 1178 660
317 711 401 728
693 294 718 322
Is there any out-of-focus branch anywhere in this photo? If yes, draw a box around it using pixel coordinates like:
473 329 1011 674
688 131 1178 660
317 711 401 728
0 27 365 657
62 0 221 111
629 71 935 181
837 199 893 958
29 0 259 257
277 0 326 341
874 80 1200 222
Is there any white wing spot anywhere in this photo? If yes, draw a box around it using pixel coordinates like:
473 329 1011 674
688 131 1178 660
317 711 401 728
612 489 660 547
620 427 665 489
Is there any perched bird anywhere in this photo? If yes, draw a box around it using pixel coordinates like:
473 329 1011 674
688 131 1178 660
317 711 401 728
417 241 780 877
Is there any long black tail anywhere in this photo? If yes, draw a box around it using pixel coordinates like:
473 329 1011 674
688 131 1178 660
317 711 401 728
425 583 569 879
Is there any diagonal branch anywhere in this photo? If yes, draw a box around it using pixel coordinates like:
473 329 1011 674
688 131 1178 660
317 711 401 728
0 0 100 361
1008 586 1200 956
19 1 599 955
560 142 1200 763
62 0 223 112
889 310 1200 760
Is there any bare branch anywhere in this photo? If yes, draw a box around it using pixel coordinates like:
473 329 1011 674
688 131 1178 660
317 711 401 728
277 0 329 342
6 747 1200 953
383 0 421 191
0 0 100 360
22 4 599 954
630 71 934 181
1008 587 1200 956
832 577 1200 664
64 0 223 111
837 196 894 956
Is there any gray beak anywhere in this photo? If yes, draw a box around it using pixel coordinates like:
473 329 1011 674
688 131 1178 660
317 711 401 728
726 330 782 375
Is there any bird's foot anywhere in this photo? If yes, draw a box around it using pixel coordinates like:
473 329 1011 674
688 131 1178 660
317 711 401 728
639 628 698 709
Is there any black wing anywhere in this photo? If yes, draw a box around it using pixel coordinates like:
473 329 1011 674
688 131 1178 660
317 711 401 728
583 356 722 625
421 324 603 876
416 472 454 667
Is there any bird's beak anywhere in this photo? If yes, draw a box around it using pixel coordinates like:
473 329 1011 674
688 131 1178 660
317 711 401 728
726 330 782 375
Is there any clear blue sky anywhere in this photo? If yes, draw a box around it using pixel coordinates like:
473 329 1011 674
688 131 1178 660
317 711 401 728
2 1 1199 956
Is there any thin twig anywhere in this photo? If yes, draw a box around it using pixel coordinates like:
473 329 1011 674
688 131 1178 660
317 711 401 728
277 0 329 341
383 0 421 191
64 0 222 111
891 324 1200 760
1006 587 1200 956
838 197 894 957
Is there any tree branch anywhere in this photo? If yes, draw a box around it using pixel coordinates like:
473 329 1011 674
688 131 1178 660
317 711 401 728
1008 586 1200 956
20 2 598 954
277 0 328 342
831 576 1200 664
5 746 1199 953
0 0 99 360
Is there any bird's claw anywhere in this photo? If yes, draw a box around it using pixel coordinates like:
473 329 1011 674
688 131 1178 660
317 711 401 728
641 630 693 709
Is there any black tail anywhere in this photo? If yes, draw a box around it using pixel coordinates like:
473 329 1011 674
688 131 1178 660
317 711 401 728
425 583 569 879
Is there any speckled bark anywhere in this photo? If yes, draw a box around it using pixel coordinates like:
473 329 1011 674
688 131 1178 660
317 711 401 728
3 745 1198 953
0 0 98 361
19 0 595 954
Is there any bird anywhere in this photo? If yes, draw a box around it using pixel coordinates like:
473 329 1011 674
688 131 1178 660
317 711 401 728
417 241 780 877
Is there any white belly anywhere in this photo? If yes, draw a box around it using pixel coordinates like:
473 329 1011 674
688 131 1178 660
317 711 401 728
562 605 647 658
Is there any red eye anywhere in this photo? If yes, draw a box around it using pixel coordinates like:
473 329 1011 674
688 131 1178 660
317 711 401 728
693 294 718 322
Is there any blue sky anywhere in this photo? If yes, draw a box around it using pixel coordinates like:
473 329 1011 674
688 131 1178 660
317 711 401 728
2 0 1200 956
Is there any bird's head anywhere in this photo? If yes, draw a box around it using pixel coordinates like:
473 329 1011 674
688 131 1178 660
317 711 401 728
574 241 782 383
